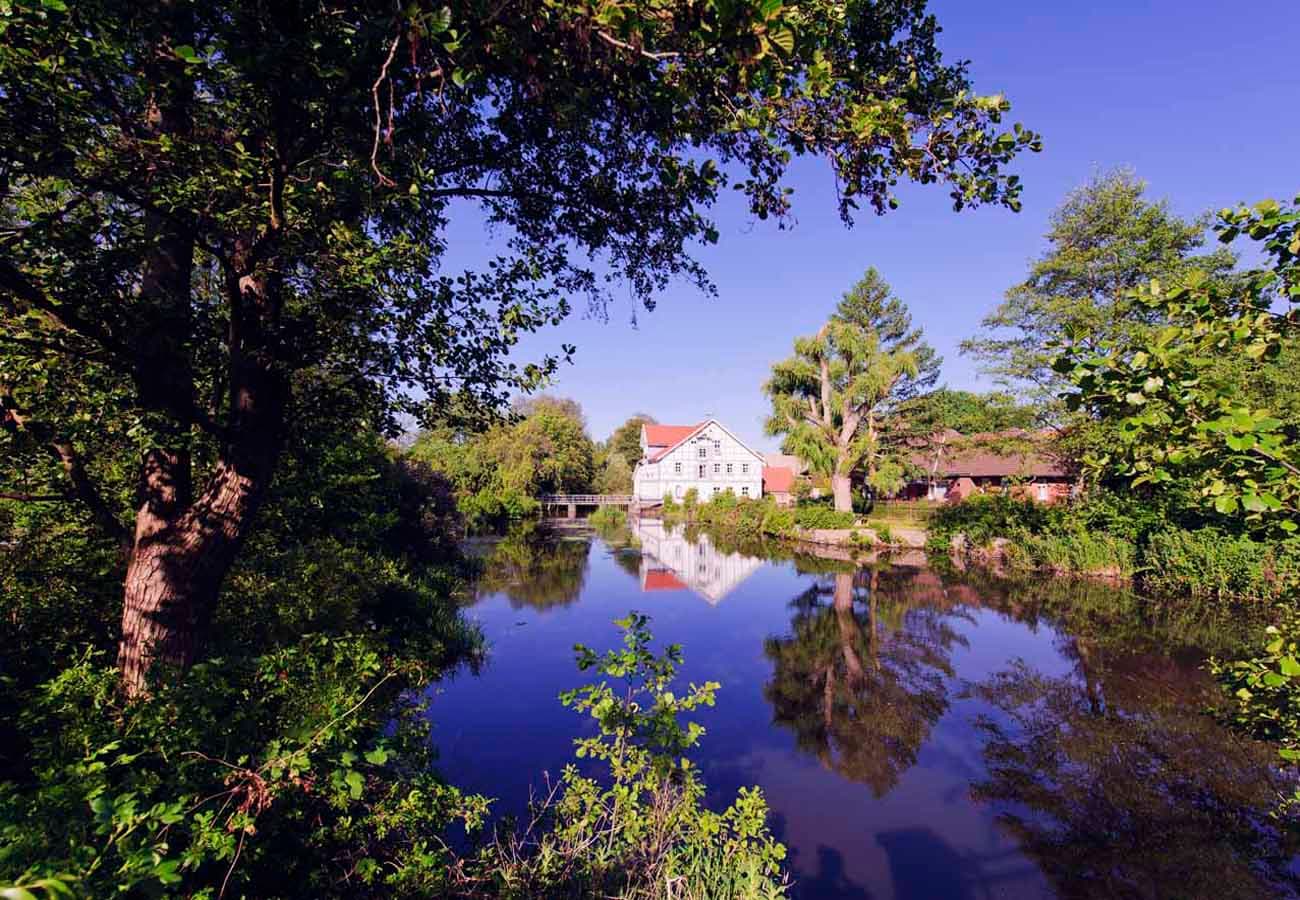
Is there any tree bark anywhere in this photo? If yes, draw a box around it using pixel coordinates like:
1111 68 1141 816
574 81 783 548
831 473 853 512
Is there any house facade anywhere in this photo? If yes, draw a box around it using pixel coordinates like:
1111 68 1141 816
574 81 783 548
632 419 766 503
903 429 1073 504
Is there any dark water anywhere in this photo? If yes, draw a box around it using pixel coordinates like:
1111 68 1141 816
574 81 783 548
431 521 1299 899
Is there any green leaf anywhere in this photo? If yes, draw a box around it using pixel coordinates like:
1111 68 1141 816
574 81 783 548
364 747 389 765
345 770 365 799
40 0 68 10
174 45 201 64
1279 656 1300 677
1213 494 1238 514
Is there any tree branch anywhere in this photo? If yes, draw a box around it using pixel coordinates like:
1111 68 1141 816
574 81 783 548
1 395 131 550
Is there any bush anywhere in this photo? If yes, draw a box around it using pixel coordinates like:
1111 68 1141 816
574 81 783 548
459 486 539 532
467 613 789 897
927 493 1048 550
1143 529 1300 602
793 506 856 530
682 487 700 511
588 505 626 531
1020 529 1136 578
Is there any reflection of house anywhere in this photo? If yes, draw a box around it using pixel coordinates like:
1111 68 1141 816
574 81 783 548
905 429 1072 504
632 419 766 504
633 518 763 605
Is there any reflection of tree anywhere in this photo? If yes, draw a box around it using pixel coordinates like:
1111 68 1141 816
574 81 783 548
970 662 1300 899
474 530 591 610
764 568 968 796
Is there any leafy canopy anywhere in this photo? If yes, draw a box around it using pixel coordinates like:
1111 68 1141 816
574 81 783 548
1055 194 1300 535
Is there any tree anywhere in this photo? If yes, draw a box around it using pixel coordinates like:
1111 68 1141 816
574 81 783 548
0 0 1037 692
1056 194 1300 534
511 395 587 430
608 414 658 469
963 169 1235 411
764 270 934 511
899 387 1038 435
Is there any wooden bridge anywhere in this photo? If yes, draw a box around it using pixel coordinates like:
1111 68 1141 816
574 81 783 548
539 494 636 518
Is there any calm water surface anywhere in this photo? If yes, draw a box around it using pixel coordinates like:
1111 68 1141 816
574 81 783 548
431 521 1298 899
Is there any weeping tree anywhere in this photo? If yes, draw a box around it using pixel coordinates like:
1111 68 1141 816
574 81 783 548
0 0 1036 693
765 270 937 511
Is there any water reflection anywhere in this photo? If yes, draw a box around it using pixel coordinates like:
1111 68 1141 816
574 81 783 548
471 526 591 610
969 660 1300 898
449 529 1300 899
632 518 764 605
764 567 970 796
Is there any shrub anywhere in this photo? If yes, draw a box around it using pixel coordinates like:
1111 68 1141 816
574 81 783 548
1020 529 1136 578
927 493 1047 550
588 505 626 531
1143 529 1300 602
793 506 856 530
472 613 789 897
682 487 700 511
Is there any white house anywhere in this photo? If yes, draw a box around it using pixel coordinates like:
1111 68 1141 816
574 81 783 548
632 519 763 605
632 419 766 503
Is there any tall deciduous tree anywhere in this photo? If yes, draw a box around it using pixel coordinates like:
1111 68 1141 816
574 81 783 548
0 0 1037 691
765 270 933 510
963 169 1235 410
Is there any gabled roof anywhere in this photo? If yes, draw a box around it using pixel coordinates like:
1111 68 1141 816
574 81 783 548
764 453 808 475
763 466 795 493
644 424 700 448
643 419 766 464
910 429 1067 479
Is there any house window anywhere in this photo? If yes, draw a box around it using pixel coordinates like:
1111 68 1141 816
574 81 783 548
698 464 707 478
714 486 721 495
741 463 749 474
674 462 682 474
713 463 721 474
713 440 721 454
726 463 733 474
698 446 707 459
741 486 750 497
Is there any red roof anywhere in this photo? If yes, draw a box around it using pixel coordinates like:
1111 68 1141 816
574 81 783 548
909 430 1068 479
644 424 700 447
763 466 795 493
643 570 687 591
645 423 705 462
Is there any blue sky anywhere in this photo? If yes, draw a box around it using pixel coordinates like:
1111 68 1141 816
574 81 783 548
445 0 1299 451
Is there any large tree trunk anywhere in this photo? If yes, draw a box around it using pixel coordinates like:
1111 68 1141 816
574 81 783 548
831 473 853 512
118 260 287 695
118 442 283 693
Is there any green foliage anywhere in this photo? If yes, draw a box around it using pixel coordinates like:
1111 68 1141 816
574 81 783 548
410 397 595 528
474 614 788 898
793 506 858 530
927 493 1049 548
1056 194 1300 535
607 415 657 470
587 505 627 532
682 487 701 511
1010 530 1136 578
0 427 490 897
1143 529 1300 603
898 388 1039 435
1211 610 1300 811
964 168 1236 414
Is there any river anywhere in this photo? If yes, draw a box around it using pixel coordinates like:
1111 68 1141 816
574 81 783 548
430 520 1299 899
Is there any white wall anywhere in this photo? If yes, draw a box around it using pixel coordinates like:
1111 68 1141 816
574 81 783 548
633 421 764 502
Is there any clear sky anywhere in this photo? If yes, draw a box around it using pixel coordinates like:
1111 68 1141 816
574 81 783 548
443 0 1299 451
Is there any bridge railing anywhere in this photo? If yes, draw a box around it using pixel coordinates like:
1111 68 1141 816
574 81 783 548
539 494 634 505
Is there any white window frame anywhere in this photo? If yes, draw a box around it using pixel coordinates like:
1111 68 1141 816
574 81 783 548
674 461 682 474
713 463 721 474
742 463 749 474
697 446 708 459
741 486 750 497
726 463 733 474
